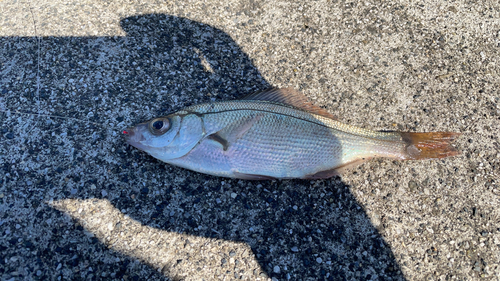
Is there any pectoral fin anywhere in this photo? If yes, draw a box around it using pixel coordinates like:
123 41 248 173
206 114 263 151
206 133 229 151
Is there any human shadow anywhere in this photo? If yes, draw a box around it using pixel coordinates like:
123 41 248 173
0 14 405 280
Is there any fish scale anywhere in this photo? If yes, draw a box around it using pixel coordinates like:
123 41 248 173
172 101 403 178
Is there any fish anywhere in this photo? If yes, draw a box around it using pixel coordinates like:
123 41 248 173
123 88 460 180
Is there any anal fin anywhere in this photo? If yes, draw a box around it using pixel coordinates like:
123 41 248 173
233 172 276 180
303 158 370 179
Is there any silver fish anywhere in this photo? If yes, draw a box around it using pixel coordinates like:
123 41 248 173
124 88 460 179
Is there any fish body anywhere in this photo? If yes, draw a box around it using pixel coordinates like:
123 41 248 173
124 88 459 179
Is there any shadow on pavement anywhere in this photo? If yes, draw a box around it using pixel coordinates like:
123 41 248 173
0 14 405 280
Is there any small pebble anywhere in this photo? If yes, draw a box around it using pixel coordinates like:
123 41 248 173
316 257 323 263
273 265 280 274
101 190 108 197
230 192 237 199
408 181 418 191
291 246 299 252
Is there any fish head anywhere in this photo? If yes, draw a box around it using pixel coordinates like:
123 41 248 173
123 112 204 161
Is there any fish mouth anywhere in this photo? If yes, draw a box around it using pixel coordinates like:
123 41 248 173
123 125 147 151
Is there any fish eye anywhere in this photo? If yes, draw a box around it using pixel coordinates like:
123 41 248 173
148 118 170 135
152 120 163 130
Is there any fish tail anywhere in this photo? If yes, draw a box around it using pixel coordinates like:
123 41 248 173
400 132 461 160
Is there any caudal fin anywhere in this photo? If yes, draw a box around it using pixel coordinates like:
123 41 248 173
400 132 461 160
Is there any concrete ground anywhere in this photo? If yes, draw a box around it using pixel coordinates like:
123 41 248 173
1 0 499 280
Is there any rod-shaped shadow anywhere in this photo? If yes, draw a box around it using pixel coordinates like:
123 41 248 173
0 14 405 280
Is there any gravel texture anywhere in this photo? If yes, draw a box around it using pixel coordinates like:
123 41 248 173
1 0 499 280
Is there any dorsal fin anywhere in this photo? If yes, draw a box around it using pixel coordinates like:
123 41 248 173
241 87 337 120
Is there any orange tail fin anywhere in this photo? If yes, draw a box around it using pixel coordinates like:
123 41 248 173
400 132 461 160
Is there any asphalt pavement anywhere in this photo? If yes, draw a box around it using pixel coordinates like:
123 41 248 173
1 0 499 280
